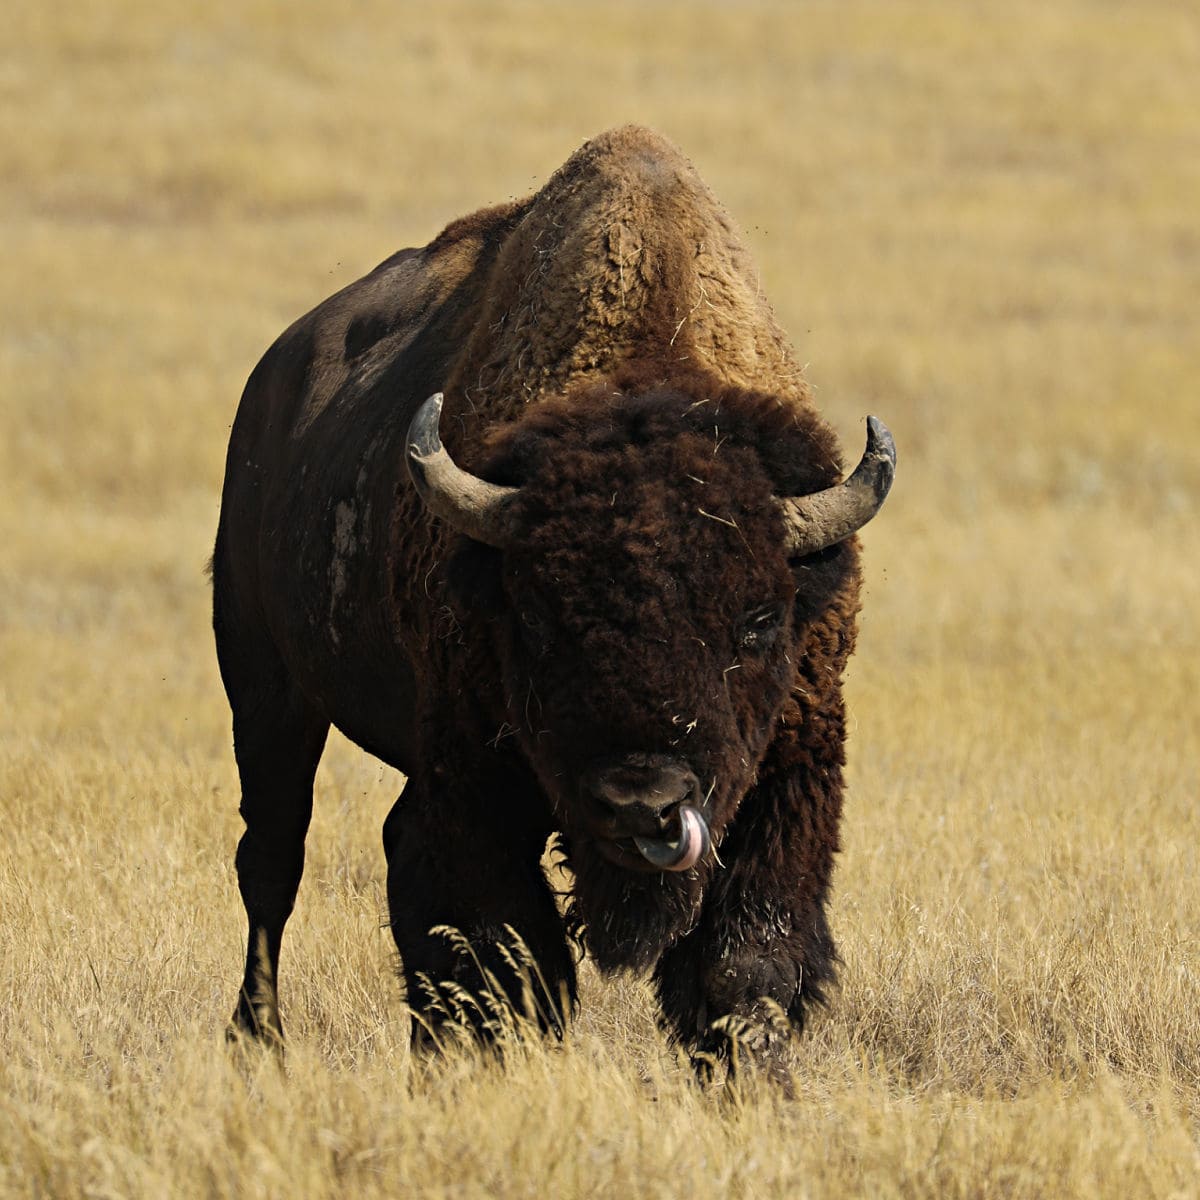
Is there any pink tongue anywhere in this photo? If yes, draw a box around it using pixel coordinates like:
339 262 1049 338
632 804 710 870
668 807 704 871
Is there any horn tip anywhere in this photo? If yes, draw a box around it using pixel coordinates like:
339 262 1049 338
865 415 896 461
865 416 896 489
407 392 446 460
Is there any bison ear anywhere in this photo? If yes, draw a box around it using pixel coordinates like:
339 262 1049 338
445 538 506 618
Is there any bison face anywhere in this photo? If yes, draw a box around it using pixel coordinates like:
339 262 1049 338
411 379 890 970
493 475 800 872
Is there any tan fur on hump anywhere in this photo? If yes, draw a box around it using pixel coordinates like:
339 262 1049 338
441 125 811 451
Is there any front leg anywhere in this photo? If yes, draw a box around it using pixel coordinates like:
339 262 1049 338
383 761 577 1048
654 886 836 1080
653 718 843 1079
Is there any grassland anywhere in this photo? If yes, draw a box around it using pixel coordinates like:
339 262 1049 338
2 1 1198 1195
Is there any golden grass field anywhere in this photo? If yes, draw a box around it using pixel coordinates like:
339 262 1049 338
3 0 1198 1195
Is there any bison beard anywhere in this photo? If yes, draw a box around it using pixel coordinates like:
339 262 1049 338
561 837 707 975
213 124 895 1081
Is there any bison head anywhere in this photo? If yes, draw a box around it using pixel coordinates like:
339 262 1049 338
407 377 893 970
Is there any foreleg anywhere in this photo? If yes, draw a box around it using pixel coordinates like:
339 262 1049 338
654 730 842 1080
383 771 576 1047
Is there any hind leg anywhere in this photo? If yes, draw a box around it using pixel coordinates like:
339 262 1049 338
383 770 576 1046
228 690 328 1043
217 617 329 1043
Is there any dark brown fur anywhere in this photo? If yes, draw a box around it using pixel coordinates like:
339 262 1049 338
213 126 864 1072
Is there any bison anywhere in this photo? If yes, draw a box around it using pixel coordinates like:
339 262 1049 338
212 125 895 1074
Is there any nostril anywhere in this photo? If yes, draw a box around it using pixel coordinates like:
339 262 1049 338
586 757 698 816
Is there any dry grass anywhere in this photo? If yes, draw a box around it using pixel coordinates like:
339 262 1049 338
2 1 1199 1195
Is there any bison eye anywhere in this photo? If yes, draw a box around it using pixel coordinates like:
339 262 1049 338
736 605 784 653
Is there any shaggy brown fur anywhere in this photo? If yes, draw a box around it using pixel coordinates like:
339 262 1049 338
212 126 869 1074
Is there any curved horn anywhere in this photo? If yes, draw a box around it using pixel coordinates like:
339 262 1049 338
778 416 896 556
405 393 522 548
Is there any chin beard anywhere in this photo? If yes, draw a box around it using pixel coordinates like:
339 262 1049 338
557 836 706 975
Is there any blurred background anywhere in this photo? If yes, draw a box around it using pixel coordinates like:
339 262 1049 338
1 2 1197 1193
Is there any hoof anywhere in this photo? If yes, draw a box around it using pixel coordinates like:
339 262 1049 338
227 995 285 1050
